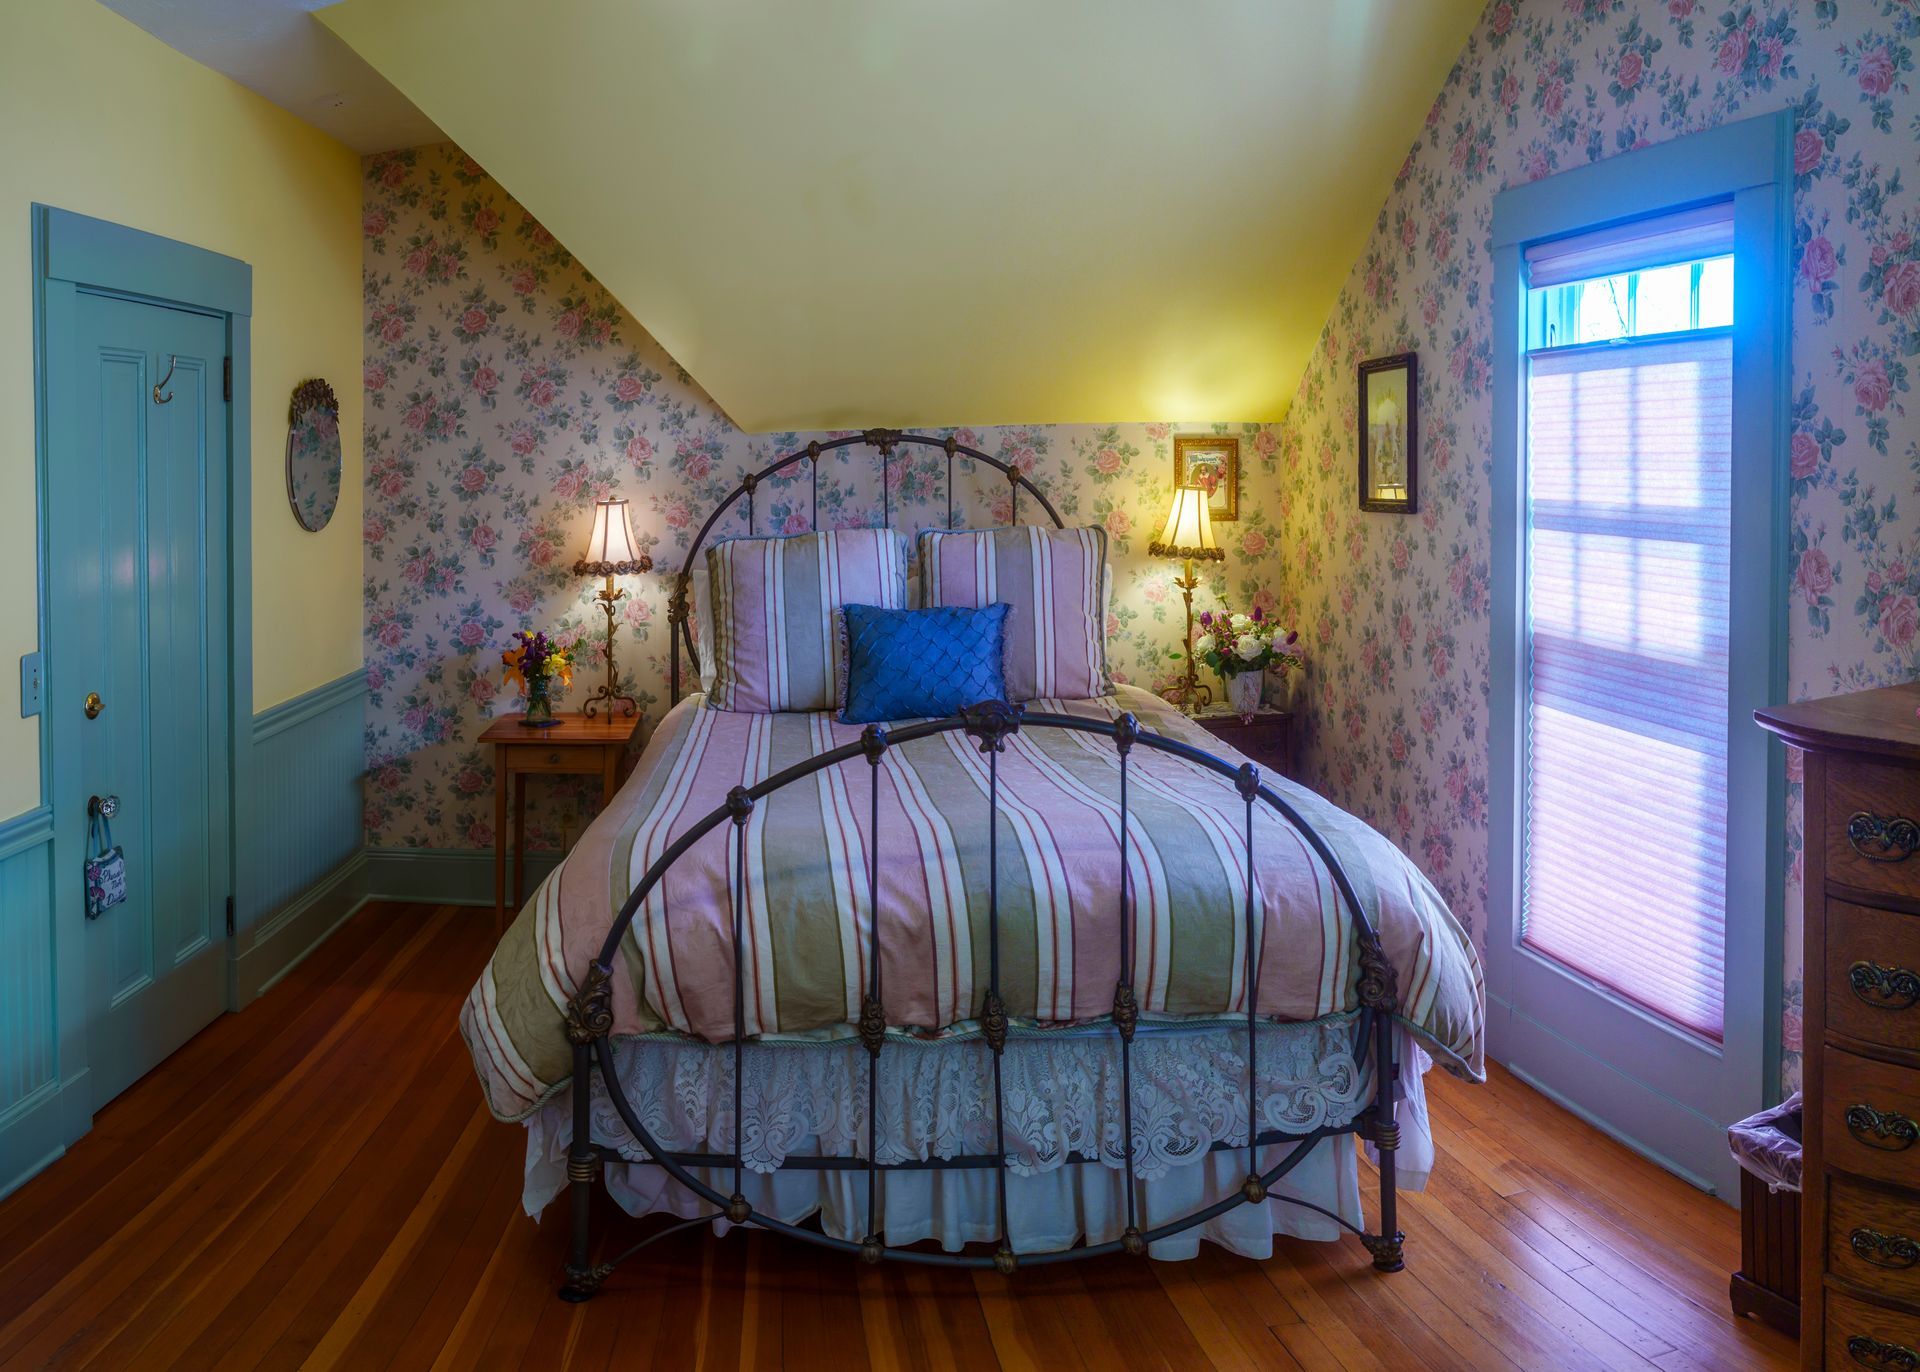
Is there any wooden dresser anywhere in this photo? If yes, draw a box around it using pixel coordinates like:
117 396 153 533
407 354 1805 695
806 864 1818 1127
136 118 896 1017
1758 684 1920 1371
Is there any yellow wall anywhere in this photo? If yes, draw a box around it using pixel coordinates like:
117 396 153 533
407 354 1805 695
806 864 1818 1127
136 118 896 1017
0 0 365 818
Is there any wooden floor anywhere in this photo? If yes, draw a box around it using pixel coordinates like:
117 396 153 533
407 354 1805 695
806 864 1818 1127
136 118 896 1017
0 902 1795 1371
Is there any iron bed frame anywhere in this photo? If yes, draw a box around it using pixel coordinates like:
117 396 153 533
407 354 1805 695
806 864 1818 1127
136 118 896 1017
553 430 1406 1299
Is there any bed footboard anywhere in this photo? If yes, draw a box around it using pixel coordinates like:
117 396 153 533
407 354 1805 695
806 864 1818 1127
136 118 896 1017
556 702 1403 1299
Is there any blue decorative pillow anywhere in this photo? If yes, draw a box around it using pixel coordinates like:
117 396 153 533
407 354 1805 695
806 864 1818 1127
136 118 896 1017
839 603 1011 725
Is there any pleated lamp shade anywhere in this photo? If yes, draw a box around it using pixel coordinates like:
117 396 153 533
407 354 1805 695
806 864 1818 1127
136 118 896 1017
573 498 653 577
1150 485 1224 561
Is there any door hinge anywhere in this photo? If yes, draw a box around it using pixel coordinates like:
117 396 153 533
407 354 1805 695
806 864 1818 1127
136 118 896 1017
222 357 232 403
225 895 235 937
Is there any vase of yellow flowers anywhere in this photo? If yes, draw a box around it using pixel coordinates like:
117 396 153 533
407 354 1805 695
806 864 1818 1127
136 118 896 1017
1193 607 1302 721
501 629 573 727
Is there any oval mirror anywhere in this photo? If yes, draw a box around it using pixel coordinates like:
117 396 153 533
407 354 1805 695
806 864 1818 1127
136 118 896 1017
286 378 343 532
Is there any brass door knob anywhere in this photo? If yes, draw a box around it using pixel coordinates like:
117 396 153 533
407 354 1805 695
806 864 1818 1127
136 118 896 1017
84 692 103 719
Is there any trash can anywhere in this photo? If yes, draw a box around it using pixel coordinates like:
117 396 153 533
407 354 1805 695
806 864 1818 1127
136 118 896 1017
1728 1093 1802 1338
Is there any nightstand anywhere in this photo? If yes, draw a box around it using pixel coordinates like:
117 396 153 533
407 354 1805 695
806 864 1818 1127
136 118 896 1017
481 712 643 932
1190 705 1295 781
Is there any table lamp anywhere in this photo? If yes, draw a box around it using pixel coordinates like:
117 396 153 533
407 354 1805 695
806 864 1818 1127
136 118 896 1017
1150 482 1225 712
572 497 653 718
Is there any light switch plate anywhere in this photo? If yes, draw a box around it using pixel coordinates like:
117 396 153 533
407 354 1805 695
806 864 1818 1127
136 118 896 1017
20 652 42 718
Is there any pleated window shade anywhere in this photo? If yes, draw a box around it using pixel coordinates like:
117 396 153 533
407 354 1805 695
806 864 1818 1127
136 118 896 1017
1522 331 1733 1041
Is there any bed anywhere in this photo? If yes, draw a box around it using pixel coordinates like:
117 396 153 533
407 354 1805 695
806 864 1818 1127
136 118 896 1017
459 430 1485 1298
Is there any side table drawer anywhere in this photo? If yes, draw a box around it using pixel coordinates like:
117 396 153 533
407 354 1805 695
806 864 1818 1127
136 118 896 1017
1823 1047 1920 1190
1824 1288 1920 1370
1829 758 1920 902
504 743 597 774
1828 1174 1920 1311
1829 901 1920 1053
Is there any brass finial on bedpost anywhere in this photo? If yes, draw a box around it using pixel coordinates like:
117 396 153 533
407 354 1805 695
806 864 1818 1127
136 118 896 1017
1356 936 1398 1013
563 962 614 1045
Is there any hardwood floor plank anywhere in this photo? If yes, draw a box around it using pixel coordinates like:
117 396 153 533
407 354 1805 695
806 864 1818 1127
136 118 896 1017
0 902 1797 1371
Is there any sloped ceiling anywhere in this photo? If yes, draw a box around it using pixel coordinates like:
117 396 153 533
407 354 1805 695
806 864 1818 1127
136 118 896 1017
98 0 440 153
322 0 1479 432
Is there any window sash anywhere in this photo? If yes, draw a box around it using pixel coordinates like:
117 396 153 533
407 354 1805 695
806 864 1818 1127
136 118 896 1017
1521 330 1734 1042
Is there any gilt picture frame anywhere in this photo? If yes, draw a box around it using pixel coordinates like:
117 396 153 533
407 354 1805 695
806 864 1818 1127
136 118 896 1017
1172 433 1239 522
1359 352 1418 514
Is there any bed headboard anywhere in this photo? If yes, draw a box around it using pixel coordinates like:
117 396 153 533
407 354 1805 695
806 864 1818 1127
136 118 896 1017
668 428 1066 705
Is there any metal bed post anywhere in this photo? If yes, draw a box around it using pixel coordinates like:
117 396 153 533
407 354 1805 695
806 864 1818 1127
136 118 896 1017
560 963 614 1301
859 725 890 1262
964 701 1021 1275
1359 934 1404 1272
725 786 755 1228
1112 713 1145 1256
1236 763 1268 1209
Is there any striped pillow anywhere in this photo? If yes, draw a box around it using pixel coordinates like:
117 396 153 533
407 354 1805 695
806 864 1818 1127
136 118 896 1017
707 528 908 712
917 525 1111 700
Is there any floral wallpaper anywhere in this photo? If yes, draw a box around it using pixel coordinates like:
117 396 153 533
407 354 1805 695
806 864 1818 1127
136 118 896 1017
1274 0 1920 1093
361 143 1286 856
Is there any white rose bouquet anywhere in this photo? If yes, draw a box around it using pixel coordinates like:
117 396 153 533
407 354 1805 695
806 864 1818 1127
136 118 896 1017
1190 605 1302 679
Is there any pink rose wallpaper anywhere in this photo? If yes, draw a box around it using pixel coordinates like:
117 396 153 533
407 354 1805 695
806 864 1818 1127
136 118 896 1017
361 145 1286 858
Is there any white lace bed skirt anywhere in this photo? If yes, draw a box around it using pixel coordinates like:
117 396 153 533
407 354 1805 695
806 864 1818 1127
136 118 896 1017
523 1015 1434 1261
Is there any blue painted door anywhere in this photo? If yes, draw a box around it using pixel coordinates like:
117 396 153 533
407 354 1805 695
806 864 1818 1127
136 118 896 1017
59 291 231 1109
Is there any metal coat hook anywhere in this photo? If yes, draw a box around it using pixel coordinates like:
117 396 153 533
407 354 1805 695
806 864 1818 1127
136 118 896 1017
152 355 176 405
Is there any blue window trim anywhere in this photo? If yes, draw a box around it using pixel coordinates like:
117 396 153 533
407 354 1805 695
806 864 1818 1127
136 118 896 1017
1487 111 1794 1165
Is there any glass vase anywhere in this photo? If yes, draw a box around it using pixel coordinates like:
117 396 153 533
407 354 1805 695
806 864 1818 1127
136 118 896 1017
522 673 558 727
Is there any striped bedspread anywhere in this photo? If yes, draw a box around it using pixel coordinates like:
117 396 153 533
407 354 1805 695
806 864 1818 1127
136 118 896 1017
463 686 1485 1122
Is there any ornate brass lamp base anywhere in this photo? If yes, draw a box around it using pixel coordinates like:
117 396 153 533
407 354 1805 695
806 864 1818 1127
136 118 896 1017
581 574 638 719
1163 558 1213 715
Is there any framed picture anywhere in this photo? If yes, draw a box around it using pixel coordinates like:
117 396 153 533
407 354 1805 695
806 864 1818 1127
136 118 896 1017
1359 352 1418 513
1172 434 1239 522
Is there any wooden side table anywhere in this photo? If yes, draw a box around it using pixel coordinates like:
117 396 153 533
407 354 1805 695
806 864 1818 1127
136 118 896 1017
1190 705 1295 780
481 712 643 932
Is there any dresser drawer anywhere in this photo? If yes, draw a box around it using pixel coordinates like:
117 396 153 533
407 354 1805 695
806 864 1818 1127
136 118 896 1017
1830 901 1920 1052
1824 1288 1920 1370
1829 1174 1920 1311
1829 758 1920 901
503 744 597 774
1824 1048 1920 1189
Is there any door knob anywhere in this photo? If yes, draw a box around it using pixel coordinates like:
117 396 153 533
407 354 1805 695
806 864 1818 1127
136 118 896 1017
88 794 119 819
84 691 103 719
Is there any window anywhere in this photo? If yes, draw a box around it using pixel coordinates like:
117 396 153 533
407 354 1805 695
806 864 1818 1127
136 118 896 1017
1519 203 1734 1041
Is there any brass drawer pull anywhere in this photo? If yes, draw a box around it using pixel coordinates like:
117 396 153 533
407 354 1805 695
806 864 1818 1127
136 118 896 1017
548 752 562 765
1852 960 1920 1011
1848 811 1920 862
1846 1103 1920 1151
1847 1334 1920 1370
1850 1226 1920 1269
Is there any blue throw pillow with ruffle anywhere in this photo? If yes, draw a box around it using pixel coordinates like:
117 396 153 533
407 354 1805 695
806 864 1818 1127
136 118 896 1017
839 603 1010 724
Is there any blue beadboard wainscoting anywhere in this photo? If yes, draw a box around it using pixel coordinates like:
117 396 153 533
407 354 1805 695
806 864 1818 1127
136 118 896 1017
0 806 75 1197
232 668 369 1003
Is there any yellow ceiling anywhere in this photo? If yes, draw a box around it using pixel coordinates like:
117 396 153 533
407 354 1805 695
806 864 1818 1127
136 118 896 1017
322 0 1479 432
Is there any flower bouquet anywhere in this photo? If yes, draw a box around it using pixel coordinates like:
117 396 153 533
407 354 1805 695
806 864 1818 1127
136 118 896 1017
1193 607 1302 719
501 629 574 727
